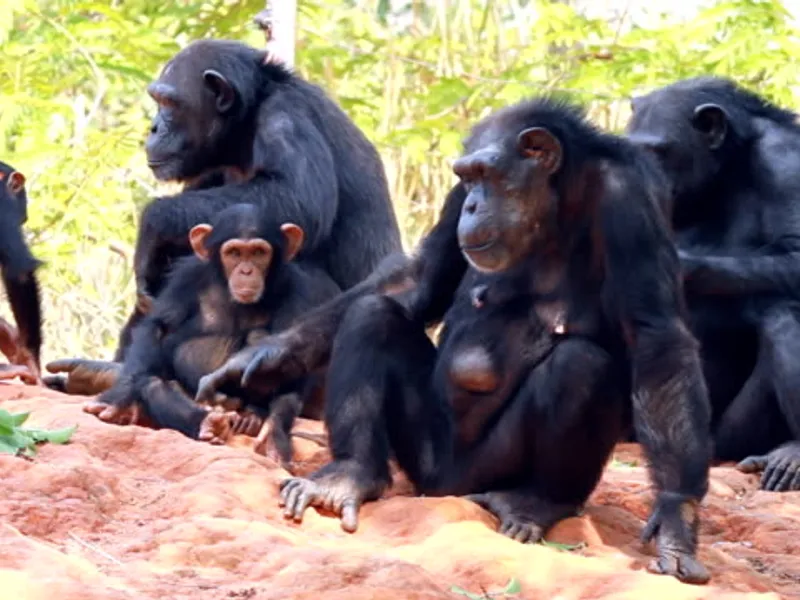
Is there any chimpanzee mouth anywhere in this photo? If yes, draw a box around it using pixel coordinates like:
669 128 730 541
459 239 497 253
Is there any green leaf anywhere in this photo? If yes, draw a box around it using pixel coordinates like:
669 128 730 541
541 540 586 552
0 409 16 433
23 425 77 445
449 586 483 600
502 578 521 594
0 438 20 455
11 411 30 426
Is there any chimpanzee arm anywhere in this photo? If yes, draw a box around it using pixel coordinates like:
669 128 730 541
194 184 468 400
681 196 800 296
1 271 41 368
0 215 42 369
601 168 712 583
134 109 338 297
681 246 800 296
88 262 201 414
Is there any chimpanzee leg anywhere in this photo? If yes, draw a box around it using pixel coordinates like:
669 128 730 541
138 377 210 437
734 306 800 491
279 294 452 532
713 351 781 461
462 338 625 542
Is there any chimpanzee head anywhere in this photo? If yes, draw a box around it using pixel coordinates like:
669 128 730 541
188 203 304 304
0 161 29 224
625 76 784 206
145 39 284 183
452 99 590 273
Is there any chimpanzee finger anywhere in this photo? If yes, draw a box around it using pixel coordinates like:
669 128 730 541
736 454 768 474
241 346 284 388
762 460 788 491
773 463 797 492
45 358 115 373
340 499 360 533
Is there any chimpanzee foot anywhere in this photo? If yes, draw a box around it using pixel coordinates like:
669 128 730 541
278 461 389 532
465 490 579 544
0 364 39 385
198 410 236 445
641 492 710 585
737 442 800 491
83 400 142 426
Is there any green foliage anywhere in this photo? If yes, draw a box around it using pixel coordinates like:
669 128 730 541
0 408 76 457
540 539 587 552
451 576 521 599
1 0 799 362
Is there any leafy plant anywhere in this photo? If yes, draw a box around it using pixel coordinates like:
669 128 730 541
450 576 521 599
540 540 587 552
0 409 77 458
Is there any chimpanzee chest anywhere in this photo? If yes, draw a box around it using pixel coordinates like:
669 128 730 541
435 286 556 404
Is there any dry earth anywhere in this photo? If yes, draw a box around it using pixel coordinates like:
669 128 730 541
1 383 798 600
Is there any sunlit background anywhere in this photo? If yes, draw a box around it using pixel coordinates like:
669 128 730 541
0 0 798 361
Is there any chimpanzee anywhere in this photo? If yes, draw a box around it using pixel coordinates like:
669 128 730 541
195 99 713 584
0 161 42 385
45 38 401 390
627 76 800 492
83 203 339 466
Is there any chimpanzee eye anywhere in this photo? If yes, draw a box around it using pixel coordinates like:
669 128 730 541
251 247 265 258
228 248 241 259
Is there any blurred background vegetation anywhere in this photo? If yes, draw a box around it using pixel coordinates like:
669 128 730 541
0 0 798 361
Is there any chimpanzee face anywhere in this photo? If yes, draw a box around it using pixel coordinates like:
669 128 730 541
145 43 238 182
626 84 730 204
189 204 305 305
0 161 28 224
452 119 562 273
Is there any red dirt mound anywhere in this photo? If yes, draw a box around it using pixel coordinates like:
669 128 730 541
1 383 798 599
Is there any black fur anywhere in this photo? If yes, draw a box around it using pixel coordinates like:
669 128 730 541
116 39 401 361
93 204 339 453
628 75 800 492
215 98 713 584
0 160 42 368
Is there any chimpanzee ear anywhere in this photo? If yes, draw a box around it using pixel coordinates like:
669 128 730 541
202 69 235 114
7 171 25 195
189 224 213 261
691 103 728 150
280 223 305 262
517 127 563 174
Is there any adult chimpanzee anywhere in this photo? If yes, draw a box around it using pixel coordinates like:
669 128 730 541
0 161 42 385
84 204 338 466
45 38 401 390
196 99 713 584
627 76 800 492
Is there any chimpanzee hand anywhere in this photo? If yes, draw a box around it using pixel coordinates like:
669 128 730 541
136 290 155 315
82 375 143 426
736 442 800 491
45 359 121 395
194 346 263 405
641 491 710 585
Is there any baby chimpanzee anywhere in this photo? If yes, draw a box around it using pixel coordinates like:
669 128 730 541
84 203 339 466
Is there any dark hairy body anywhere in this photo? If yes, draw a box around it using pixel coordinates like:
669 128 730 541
627 76 800 492
45 38 401 391
0 161 43 385
198 99 713 584
84 204 338 466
